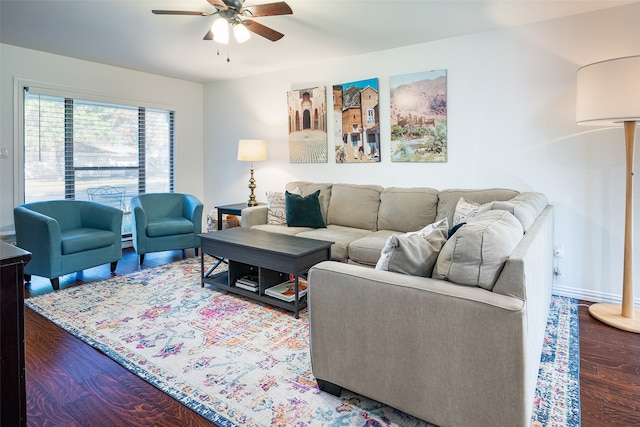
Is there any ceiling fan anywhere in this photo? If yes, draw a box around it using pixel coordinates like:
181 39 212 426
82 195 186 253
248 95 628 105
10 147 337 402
152 0 293 43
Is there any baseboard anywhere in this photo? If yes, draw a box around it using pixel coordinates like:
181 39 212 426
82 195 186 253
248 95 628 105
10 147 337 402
554 284 640 306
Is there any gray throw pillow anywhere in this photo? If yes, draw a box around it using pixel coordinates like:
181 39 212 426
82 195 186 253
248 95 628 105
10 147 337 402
375 219 448 276
432 210 523 290
492 192 548 232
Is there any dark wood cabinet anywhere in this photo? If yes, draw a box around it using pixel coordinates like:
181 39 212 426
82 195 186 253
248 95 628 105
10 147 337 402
1 242 31 427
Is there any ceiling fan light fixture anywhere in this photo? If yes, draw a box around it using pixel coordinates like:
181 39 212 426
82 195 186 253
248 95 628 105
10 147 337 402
212 16 229 44
233 23 251 43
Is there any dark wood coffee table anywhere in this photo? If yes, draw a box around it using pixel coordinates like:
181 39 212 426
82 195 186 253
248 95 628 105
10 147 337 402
200 228 332 317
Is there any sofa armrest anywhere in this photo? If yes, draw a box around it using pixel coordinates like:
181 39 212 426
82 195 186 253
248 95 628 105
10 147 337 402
183 194 204 233
130 197 147 253
307 262 532 427
241 205 268 228
14 206 62 276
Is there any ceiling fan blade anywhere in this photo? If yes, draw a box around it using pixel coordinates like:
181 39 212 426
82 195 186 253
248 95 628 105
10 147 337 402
243 19 284 41
152 10 213 16
203 29 214 40
207 0 228 9
243 2 292 17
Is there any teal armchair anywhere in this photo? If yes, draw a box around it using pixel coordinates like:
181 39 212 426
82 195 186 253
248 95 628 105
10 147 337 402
14 200 123 290
130 193 203 264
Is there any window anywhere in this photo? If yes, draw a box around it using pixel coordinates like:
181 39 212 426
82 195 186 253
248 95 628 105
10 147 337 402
366 109 375 125
22 88 175 235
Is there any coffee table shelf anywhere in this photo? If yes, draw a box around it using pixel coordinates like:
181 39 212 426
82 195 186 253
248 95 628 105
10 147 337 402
200 228 332 317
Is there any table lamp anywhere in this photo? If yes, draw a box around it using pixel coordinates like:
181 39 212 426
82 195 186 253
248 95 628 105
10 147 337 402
237 139 267 207
576 55 640 333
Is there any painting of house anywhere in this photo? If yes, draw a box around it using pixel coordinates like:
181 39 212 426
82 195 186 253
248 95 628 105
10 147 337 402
333 78 380 163
287 86 327 163
390 70 447 162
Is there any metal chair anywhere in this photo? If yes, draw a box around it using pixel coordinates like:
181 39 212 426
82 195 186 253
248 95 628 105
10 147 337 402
87 186 126 210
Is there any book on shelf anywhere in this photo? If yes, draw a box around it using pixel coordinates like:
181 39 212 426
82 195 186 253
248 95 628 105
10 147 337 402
236 278 258 287
265 277 308 302
235 281 259 292
235 274 259 292
237 274 258 285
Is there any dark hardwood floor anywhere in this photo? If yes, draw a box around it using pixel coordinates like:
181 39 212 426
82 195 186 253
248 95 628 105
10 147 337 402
578 301 640 426
22 249 640 426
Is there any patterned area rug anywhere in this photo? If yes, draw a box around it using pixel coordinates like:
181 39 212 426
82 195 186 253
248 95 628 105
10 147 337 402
25 257 580 427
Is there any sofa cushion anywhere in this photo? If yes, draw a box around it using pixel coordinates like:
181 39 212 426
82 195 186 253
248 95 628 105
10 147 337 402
147 217 194 237
297 225 372 262
285 190 326 228
348 230 396 266
432 210 523 290
453 197 493 226
61 228 116 255
492 192 548 232
436 188 519 227
375 218 449 276
285 181 332 223
378 187 439 232
327 183 383 231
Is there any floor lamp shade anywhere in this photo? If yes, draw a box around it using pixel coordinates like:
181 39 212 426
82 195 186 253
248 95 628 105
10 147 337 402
577 56 640 125
576 55 640 333
237 140 267 207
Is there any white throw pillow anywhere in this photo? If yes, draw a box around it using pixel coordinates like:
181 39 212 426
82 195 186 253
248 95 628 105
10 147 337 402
375 218 448 276
266 191 287 225
452 197 493 226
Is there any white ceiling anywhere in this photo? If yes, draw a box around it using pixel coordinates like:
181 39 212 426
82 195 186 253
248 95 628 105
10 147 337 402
0 0 635 83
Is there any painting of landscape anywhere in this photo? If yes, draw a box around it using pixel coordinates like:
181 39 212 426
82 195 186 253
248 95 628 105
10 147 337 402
390 70 447 162
333 78 380 163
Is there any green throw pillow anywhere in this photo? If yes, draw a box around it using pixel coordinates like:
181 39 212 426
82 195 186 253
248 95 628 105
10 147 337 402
285 190 327 228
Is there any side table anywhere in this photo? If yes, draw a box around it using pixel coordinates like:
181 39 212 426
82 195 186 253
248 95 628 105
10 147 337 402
214 202 264 230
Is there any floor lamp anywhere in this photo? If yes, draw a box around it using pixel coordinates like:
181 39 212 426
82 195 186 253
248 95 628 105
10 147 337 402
237 139 267 207
576 55 640 333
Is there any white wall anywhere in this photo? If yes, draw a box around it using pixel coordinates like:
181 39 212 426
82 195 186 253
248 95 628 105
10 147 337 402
0 44 205 235
204 3 640 304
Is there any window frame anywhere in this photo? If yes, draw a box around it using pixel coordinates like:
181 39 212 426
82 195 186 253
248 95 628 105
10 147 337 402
14 79 176 210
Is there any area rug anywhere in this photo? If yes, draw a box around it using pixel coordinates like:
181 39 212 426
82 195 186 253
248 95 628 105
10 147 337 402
25 257 580 427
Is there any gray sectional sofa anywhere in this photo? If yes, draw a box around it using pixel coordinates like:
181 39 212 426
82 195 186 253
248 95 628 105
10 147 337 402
241 181 554 427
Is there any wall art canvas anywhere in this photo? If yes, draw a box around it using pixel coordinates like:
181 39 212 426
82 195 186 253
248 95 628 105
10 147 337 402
390 70 447 162
287 86 328 163
333 78 380 163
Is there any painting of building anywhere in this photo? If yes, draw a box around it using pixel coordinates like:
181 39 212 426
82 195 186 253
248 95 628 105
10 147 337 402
287 86 327 163
333 78 380 163
390 69 447 162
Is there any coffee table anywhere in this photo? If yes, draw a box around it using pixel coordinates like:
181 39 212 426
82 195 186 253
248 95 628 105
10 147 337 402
200 228 332 317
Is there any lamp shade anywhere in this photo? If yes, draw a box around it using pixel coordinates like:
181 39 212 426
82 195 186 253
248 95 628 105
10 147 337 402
576 55 640 126
237 139 267 162
233 23 251 43
212 17 229 44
